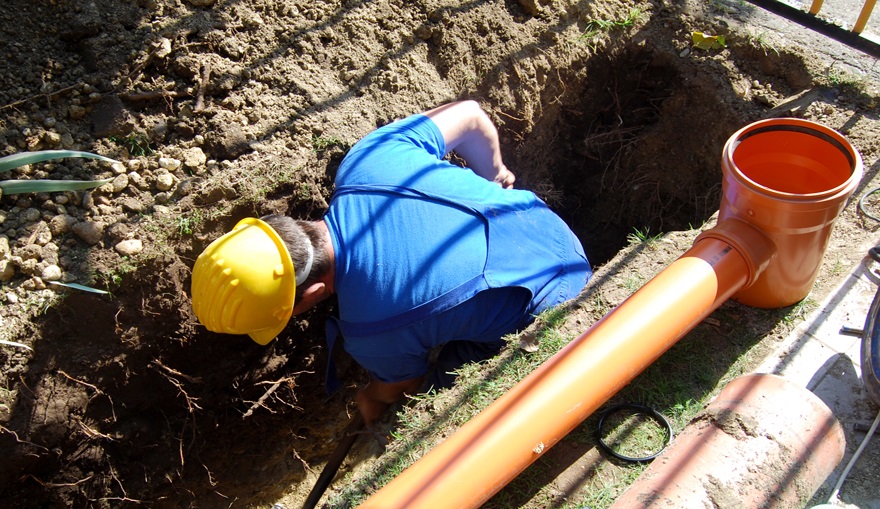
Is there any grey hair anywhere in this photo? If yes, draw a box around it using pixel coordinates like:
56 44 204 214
261 214 331 300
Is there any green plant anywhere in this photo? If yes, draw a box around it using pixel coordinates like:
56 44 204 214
109 133 153 156
819 65 868 93
311 134 347 153
0 150 117 200
582 7 642 35
746 31 779 56
627 226 661 246
176 209 204 236
577 8 643 48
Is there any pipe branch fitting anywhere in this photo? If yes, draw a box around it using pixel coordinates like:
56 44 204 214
695 218 777 293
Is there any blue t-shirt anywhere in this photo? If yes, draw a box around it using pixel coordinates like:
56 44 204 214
324 114 590 382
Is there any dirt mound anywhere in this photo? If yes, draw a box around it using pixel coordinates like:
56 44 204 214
1 0 878 508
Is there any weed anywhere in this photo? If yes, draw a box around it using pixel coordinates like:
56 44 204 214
109 133 153 157
781 297 818 330
619 271 646 294
311 135 347 153
0 150 115 199
176 209 204 236
746 31 779 56
819 65 868 93
627 226 661 246
578 8 643 46
100 256 140 289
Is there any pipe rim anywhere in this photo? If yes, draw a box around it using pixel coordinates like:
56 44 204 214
723 118 863 201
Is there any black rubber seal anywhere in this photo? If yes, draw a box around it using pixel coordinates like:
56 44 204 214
596 403 674 463
858 187 880 224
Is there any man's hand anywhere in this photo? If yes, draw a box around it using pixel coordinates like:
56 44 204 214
493 165 515 189
355 376 424 427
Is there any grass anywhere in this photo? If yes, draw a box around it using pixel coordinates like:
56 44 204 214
818 65 870 95
327 223 828 508
109 133 153 157
582 8 643 36
577 8 643 47
746 31 779 56
596 407 671 462
175 209 204 236
626 226 661 246
312 134 348 153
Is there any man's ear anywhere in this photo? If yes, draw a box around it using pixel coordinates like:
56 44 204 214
292 282 328 316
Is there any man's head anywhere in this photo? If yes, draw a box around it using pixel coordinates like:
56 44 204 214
190 215 330 345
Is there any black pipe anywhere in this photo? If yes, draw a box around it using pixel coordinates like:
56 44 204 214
302 412 365 509
744 0 880 58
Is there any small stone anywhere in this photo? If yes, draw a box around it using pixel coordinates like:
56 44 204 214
115 239 143 256
155 172 175 191
68 105 87 119
41 264 62 281
183 147 207 169
49 214 78 235
158 157 181 171
0 260 14 281
6 292 18 303
71 221 104 245
110 173 130 193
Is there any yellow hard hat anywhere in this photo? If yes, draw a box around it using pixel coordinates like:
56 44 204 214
191 217 296 345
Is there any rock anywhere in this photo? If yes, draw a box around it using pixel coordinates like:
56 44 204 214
110 173 130 193
120 197 147 213
41 264 62 281
32 222 52 246
49 214 78 235
182 147 207 171
158 157 181 171
155 172 176 191
0 236 9 259
115 239 143 256
0 260 14 281
209 123 250 159
41 243 59 265
71 221 104 245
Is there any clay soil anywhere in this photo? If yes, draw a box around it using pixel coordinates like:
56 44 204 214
1 0 879 508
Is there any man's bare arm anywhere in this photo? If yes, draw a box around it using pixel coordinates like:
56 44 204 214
424 100 515 188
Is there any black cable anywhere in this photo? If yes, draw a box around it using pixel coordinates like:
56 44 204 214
858 187 880 224
596 403 673 463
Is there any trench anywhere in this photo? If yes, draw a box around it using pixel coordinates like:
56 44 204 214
3 42 761 507
516 44 743 266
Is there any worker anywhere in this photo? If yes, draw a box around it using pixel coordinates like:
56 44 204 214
191 100 592 426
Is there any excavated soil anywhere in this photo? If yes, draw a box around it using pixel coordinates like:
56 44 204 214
1 0 879 508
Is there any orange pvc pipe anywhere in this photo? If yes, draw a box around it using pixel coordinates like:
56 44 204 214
359 233 769 509
718 118 863 308
358 118 860 509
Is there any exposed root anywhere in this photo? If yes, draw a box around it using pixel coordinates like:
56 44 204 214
242 374 306 419
57 370 117 422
